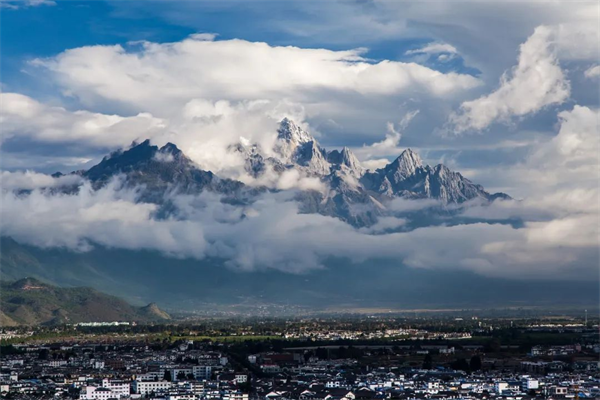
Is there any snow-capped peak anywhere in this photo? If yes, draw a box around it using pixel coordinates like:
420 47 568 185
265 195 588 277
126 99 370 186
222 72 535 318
328 147 364 177
277 118 314 145
388 148 423 178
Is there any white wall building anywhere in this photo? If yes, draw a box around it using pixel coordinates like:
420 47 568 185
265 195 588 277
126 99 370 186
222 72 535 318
132 380 172 395
80 386 124 400
101 379 130 397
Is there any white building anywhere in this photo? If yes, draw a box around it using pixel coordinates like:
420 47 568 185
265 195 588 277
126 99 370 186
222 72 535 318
101 379 130 397
171 367 194 382
223 392 249 400
495 382 508 394
132 380 172 395
522 378 539 391
79 386 122 400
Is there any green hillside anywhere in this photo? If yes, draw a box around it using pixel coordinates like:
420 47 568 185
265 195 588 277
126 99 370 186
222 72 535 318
0 277 170 326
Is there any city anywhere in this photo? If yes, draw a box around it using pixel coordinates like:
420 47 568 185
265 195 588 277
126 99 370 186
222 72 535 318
1 316 598 399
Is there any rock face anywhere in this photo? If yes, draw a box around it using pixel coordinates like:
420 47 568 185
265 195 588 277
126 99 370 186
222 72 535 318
49 118 509 227
360 148 505 203
327 147 364 178
139 302 171 320
84 139 247 203
231 119 509 225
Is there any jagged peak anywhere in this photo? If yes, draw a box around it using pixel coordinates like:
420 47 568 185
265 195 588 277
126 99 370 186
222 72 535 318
277 118 314 144
159 142 182 155
386 148 423 177
396 148 422 165
328 146 363 176
130 138 152 148
340 146 361 165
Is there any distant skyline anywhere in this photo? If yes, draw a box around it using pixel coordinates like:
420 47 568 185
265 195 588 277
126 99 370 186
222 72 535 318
0 1 598 289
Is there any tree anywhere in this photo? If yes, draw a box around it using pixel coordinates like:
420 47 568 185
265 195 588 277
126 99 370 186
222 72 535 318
469 355 482 371
303 351 313 363
484 338 501 353
163 370 171 382
38 349 50 360
422 354 433 369
316 347 328 360
451 358 470 372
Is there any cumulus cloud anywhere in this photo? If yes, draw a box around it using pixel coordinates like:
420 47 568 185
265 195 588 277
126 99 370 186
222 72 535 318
31 35 481 115
449 25 570 133
0 93 166 148
459 104 599 200
522 105 600 189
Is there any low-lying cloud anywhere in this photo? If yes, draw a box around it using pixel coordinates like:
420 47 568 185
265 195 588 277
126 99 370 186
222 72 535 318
1 172 596 280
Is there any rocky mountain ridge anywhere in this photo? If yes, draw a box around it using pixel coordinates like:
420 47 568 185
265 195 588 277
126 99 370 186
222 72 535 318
53 119 509 227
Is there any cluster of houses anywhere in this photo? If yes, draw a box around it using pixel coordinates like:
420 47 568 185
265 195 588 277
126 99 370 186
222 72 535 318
1 339 599 400
281 329 471 342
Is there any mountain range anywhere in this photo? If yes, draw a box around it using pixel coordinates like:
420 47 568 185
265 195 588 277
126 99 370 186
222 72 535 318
55 118 509 227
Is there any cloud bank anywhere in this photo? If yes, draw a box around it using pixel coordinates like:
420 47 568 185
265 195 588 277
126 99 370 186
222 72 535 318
32 35 481 116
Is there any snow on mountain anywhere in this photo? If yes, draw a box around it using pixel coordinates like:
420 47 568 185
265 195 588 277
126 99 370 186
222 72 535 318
274 117 316 161
327 147 365 178
42 119 509 227
361 148 508 203
84 139 246 203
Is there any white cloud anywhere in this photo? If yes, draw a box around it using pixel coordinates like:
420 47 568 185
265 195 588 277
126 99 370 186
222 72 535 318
186 0 585 110
450 25 570 133
459 104 599 200
0 93 166 148
275 169 326 192
32 35 481 115
405 42 458 55
1 177 596 279
354 110 419 161
0 170 83 191
584 65 600 79
0 0 55 9
523 105 600 188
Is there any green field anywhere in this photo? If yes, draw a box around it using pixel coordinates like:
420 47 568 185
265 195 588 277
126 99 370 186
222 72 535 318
169 335 281 342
